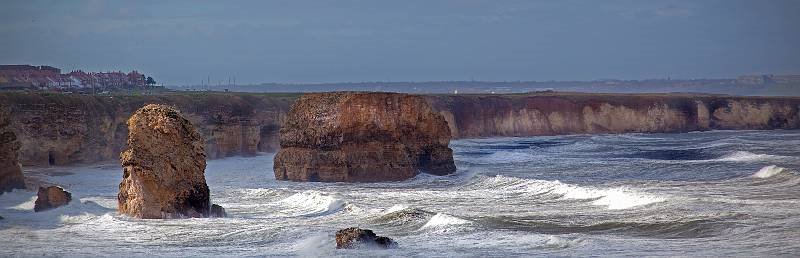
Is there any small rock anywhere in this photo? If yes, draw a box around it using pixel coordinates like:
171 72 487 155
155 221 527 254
34 186 72 212
210 204 226 218
335 227 396 249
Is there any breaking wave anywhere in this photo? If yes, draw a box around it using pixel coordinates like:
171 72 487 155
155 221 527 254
420 213 472 230
467 176 665 209
715 151 786 162
277 191 345 216
751 165 788 178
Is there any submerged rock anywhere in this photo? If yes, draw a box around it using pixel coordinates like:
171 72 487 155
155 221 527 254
34 186 72 212
335 227 396 249
118 104 213 219
0 108 25 194
274 92 456 182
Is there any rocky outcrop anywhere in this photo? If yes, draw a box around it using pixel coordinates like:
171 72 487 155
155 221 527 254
0 107 25 194
335 227 397 249
274 92 456 182
33 186 72 212
118 104 219 219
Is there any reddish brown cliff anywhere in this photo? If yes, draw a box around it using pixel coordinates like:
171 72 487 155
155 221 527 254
0 92 292 167
0 91 799 170
274 92 456 182
0 107 25 194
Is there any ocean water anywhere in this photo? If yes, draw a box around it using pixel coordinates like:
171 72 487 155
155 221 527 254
1 130 799 257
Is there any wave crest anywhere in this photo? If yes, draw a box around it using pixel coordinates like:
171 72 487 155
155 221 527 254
716 151 785 162
470 175 665 209
751 165 787 178
277 191 345 216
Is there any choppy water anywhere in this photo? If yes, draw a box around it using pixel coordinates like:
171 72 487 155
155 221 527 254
2 130 800 257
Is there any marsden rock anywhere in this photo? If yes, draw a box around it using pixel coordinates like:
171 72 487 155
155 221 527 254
0 108 25 194
274 92 456 182
118 104 215 219
335 227 397 249
34 186 72 212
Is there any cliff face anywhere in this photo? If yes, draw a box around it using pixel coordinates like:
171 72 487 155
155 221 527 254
0 107 25 194
0 93 292 166
1 92 799 168
425 93 800 137
274 92 456 182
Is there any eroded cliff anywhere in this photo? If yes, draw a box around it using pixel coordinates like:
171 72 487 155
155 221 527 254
425 93 800 138
0 92 293 166
0 107 25 194
1 91 799 168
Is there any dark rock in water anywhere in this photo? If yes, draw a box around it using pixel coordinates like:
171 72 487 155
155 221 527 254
118 104 213 219
210 204 226 218
34 186 72 212
274 92 456 182
0 215 4 220
0 107 25 195
335 227 397 249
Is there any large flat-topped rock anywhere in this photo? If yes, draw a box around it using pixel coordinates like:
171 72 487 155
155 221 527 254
274 92 456 182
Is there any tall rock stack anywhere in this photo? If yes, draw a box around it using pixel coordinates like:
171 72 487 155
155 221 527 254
0 107 25 194
118 104 216 218
274 92 456 182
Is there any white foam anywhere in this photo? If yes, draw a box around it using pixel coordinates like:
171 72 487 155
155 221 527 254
383 204 410 214
475 175 665 209
421 213 472 230
752 165 787 178
542 235 584 249
716 151 782 162
277 191 345 216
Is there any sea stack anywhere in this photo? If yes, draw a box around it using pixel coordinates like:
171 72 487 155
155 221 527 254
118 104 220 218
274 92 456 182
0 107 25 194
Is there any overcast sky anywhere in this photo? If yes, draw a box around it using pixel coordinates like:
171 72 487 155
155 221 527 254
2 0 799 85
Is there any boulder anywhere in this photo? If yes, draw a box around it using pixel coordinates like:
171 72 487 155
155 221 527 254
335 227 396 249
274 92 456 182
210 204 227 218
0 108 25 194
34 186 72 212
118 104 216 219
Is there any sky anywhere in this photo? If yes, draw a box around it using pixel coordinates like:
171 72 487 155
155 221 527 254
1 0 799 85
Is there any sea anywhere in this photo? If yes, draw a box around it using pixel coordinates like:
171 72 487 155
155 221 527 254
1 130 799 257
